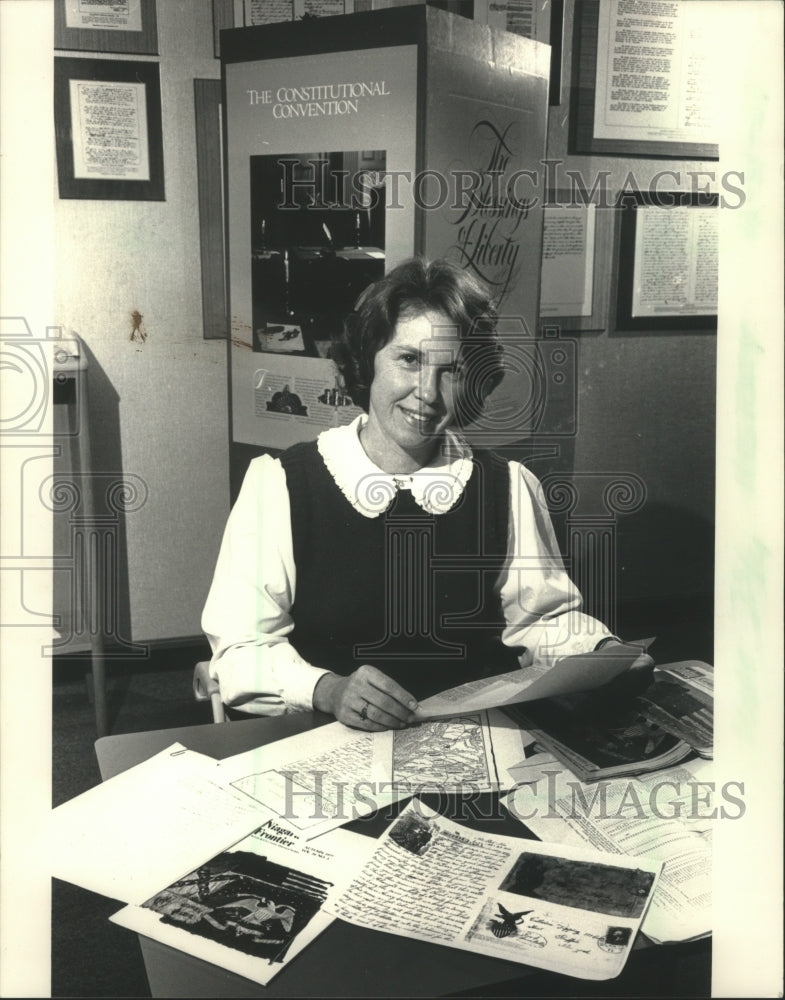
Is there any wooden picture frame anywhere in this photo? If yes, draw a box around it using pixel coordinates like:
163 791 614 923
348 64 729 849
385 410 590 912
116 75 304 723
571 0 718 160
54 0 159 55
212 0 241 58
54 57 165 201
616 191 718 332
194 79 227 339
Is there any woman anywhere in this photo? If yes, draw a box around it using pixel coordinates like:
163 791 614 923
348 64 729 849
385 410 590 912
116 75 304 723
203 258 651 730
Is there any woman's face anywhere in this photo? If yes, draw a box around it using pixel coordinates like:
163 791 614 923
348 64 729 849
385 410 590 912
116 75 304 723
362 309 463 473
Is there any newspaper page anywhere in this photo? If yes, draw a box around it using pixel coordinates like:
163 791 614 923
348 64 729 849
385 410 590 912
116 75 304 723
217 721 408 840
328 799 661 980
657 660 713 698
502 758 714 944
110 825 374 986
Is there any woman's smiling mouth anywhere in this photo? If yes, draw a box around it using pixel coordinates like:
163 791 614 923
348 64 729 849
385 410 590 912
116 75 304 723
399 406 440 432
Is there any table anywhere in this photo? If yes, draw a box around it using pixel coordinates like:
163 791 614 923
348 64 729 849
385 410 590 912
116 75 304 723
95 715 711 998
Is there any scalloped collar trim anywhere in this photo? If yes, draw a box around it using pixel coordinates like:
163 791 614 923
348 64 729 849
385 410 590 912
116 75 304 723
316 415 474 518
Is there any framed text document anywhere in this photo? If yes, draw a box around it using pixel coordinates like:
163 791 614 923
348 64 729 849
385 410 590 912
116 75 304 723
574 0 719 160
617 192 718 331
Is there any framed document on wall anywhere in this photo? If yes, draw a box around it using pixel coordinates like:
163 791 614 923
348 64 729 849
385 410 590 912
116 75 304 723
539 193 613 332
54 57 165 201
55 0 159 55
572 0 719 159
616 191 718 331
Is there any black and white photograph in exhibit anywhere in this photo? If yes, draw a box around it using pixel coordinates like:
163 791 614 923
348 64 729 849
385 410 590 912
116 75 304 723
250 149 386 358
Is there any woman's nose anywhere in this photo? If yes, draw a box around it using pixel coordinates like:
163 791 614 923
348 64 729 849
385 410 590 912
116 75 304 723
415 366 440 404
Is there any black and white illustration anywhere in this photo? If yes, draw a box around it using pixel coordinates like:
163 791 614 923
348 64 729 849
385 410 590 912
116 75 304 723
142 849 332 964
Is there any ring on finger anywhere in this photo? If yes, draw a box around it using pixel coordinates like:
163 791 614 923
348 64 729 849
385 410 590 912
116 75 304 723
359 700 369 721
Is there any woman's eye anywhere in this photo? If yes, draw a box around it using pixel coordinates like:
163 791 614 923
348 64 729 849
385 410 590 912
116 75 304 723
399 353 418 365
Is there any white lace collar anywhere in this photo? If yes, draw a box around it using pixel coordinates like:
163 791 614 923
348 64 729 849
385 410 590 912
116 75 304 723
317 415 474 518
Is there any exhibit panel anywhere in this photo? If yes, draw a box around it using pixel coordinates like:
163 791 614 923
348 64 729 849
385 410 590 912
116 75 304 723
420 20 549 444
222 7 550 452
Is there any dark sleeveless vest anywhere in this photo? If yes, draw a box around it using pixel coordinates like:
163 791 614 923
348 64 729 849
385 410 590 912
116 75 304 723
278 441 522 701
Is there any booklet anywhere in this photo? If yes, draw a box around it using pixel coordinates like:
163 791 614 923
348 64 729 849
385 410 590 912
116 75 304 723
110 825 374 987
503 692 693 784
327 799 662 981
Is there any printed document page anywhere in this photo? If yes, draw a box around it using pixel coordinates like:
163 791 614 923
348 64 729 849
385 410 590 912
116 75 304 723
328 799 661 980
49 745 269 903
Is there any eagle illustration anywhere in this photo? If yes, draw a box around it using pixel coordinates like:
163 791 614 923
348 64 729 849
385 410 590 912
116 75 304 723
489 903 534 939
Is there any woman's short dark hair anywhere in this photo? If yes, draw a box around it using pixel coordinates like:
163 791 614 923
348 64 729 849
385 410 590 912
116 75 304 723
332 256 505 425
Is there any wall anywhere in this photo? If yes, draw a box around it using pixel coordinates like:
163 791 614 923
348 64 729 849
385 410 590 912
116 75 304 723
53 0 716 651
540 0 717 649
54 0 229 645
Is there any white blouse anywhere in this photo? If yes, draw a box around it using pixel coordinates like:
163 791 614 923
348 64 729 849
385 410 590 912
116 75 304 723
202 415 615 714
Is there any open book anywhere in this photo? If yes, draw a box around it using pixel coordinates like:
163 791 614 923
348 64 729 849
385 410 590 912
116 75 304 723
503 661 713 783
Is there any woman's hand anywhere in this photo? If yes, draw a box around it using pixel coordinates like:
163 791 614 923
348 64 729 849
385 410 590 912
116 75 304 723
599 643 656 700
313 665 418 730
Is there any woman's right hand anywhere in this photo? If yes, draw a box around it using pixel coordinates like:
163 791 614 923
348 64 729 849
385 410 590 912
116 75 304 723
313 665 418 730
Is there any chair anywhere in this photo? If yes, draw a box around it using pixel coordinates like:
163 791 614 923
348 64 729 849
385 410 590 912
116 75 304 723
193 660 227 723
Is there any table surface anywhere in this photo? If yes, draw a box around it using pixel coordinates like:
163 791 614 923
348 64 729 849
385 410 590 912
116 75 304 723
94 715 705 999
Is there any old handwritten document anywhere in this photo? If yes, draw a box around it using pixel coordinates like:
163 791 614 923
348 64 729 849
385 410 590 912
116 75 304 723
328 799 661 980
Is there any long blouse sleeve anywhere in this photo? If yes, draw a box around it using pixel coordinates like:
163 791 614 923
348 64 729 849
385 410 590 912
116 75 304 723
201 455 331 715
497 461 616 665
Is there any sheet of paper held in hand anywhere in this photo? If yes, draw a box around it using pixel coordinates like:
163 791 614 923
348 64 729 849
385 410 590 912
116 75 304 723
414 639 655 721
110 824 375 987
328 798 662 980
501 756 714 945
48 745 271 903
